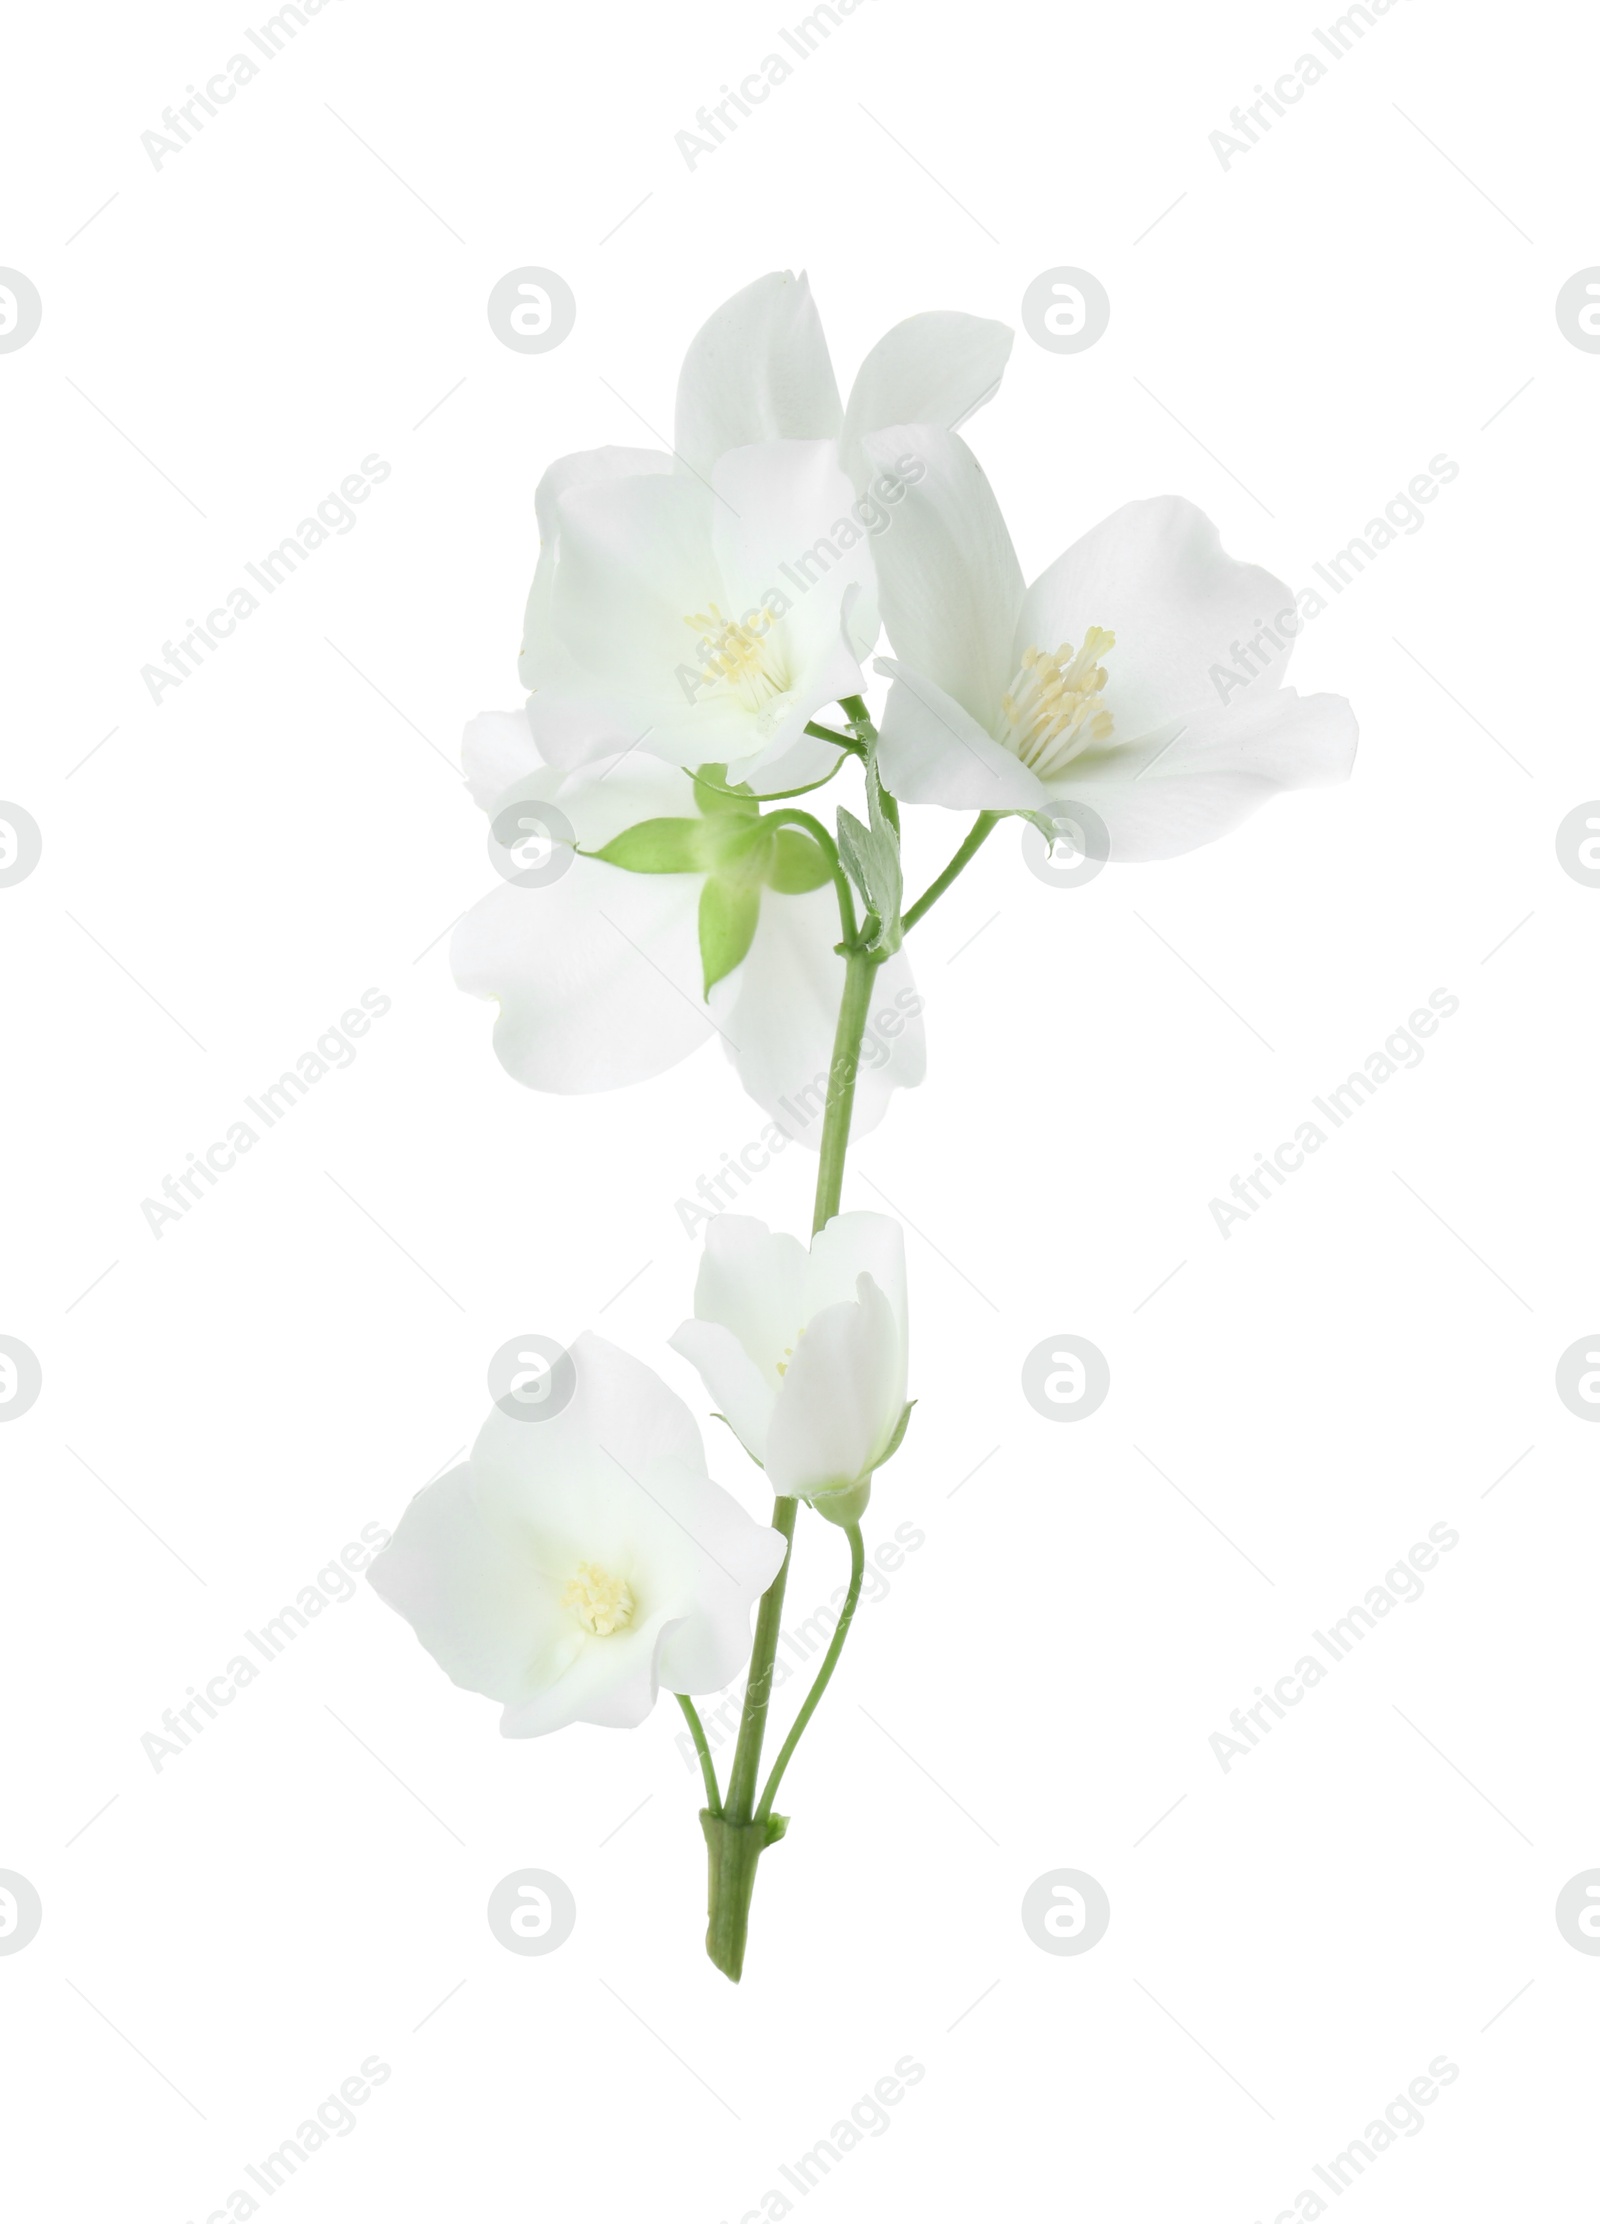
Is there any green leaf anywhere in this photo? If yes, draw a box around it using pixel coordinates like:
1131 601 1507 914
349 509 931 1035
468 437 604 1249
692 764 761 817
591 817 706 874
699 875 761 996
835 735 904 954
765 827 835 894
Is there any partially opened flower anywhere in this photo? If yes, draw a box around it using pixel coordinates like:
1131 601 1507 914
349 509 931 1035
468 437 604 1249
367 1333 785 1736
450 710 926 1137
861 427 1357 859
670 1212 910 1519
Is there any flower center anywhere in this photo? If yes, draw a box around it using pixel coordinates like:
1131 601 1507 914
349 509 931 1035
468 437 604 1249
684 603 790 714
774 1329 804 1380
998 628 1116 778
561 1560 635 1636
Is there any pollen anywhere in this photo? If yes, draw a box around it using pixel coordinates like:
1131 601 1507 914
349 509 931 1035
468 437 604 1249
562 1561 635 1637
998 627 1116 778
684 603 787 710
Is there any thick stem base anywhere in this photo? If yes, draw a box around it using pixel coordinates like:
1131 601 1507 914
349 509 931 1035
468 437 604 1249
701 1810 788 1983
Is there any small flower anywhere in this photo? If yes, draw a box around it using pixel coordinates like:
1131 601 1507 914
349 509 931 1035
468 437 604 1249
366 1333 786 1737
861 427 1357 858
449 710 926 1138
670 1212 910 1515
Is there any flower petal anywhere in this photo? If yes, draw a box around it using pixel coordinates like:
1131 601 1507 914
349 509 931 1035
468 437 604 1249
840 312 1013 475
1018 496 1295 739
711 888 926 1145
674 271 843 484
1052 687 1358 862
668 1319 778 1467
688 1213 808 1375
764 1278 903 1499
858 426 1022 729
450 854 710 1092
874 663 1045 811
461 707 543 813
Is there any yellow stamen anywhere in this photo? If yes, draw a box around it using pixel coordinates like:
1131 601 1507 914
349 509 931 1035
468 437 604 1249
561 1561 635 1637
998 627 1116 778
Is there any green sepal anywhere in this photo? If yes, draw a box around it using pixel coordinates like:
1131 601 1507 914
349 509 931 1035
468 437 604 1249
765 827 835 894
699 875 762 996
808 1477 871 1527
700 812 774 883
692 764 762 818
590 817 706 874
879 1398 916 1463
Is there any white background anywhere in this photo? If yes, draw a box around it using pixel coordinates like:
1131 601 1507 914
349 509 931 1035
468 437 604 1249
3 0 1597 2217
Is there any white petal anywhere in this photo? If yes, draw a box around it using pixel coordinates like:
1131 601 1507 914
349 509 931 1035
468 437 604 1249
367 1462 573 1705
461 708 544 813
450 854 710 1092
764 1279 903 1499
1018 496 1295 739
840 312 1013 476
858 426 1022 728
690 1213 808 1374
1053 687 1358 862
552 469 721 705
712 889 926 1146
519 446 673 706
674 271 843 484
803 1213 908 1382
875 664 1045 811
668 1319 778 1467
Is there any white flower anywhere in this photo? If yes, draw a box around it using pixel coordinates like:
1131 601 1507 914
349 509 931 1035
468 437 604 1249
517 271 1013 791
670 1212 909 1513
861 427 1357 859
366 1333 786 1736
449 710 925 1138
523 437 879 792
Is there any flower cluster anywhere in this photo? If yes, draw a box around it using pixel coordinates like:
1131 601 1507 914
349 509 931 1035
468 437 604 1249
367 272 1356 1978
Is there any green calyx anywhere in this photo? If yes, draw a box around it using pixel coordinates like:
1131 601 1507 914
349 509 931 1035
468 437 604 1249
590 765 839 997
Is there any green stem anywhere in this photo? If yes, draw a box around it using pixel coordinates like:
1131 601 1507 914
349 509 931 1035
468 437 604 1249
721 1496 799 1827
703 908 883 1979
811 943 879 1232
804 719 865 756
903 811 999 931
675 1693 720 1812
756 1522 865 1822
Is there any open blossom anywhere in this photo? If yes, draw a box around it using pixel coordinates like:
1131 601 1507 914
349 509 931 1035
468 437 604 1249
449 709 925 1137
670 1212 909 1511
861 427 1357 859
517 271 1014 791
366 1334 785 1736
